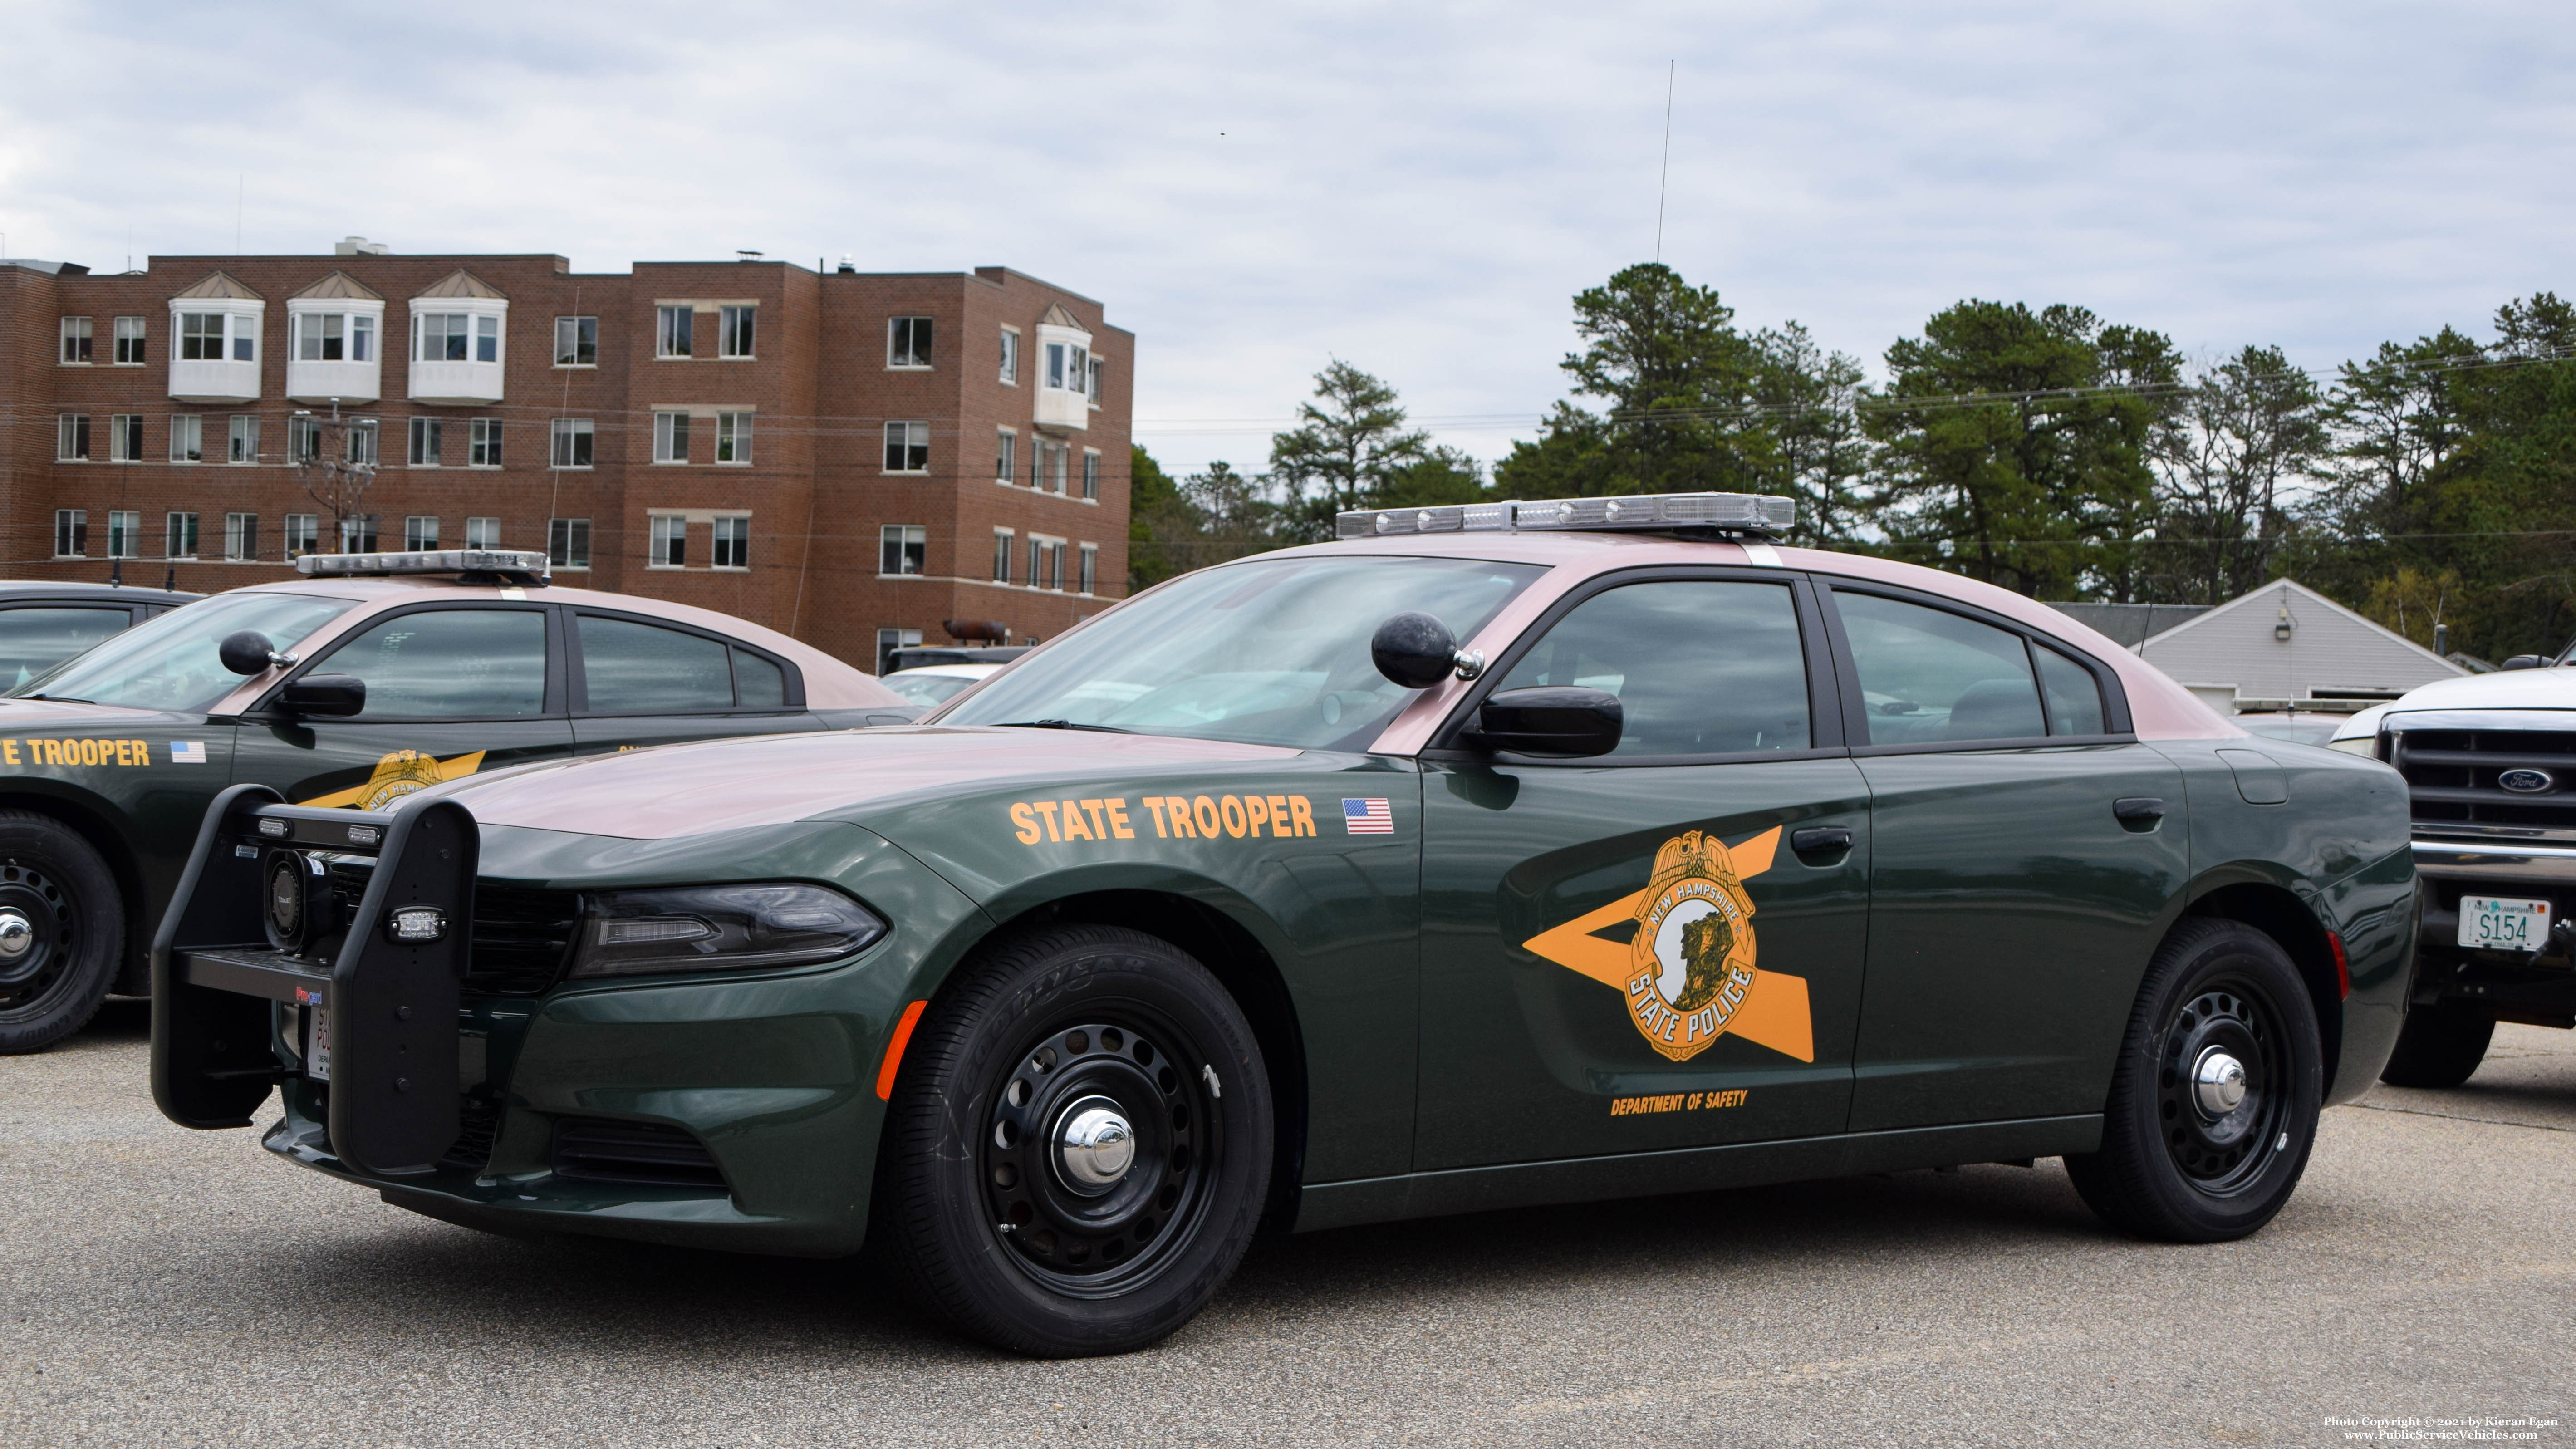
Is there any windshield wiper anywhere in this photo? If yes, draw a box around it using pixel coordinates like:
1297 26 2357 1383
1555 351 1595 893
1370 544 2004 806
996 719 1133 734
22 693 92 704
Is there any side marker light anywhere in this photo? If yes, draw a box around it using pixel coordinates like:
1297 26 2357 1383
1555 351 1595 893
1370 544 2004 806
875 999 930 1100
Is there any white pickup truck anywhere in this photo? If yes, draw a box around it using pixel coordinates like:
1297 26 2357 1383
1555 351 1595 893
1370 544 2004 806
2331 647 2576 1086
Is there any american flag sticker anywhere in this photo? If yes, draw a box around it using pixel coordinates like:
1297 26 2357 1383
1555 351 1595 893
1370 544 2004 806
169 741 208 764
1342 798 1394 835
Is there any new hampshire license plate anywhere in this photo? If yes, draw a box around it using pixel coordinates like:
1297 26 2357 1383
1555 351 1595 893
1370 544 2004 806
2458 895 2551 953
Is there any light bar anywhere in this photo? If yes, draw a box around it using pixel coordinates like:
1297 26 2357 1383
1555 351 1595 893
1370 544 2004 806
1334 491 1795 541
294 549 552 579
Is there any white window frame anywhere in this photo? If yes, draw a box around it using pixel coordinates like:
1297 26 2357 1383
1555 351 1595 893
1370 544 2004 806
879 524 927 577
1088 354 1104 407
54 509 87 558
113 315 146 365
469 418 502 467
992 528 1013 584
107 510 141 560
996 427 1016 484
876 628 922 677
166 511 200 560
283 513 319 560
465 516 501 549
554 315 598 367
711 514 751 570
228 415 260 464
60 316 93 364
339 514 380 552
345 420 379 467
108 414 145 463
177 311 254 363
413 312 474 363
999 326 1019 385
648 513 688 569
404 516 440 551
719 305 756 359
657 305 693 359
169 414 205 464
55 413 88 462
1081 448 1099 501
887 316 933 369
409 416 444 467
548 517 592 569
716 412 752 465
1078 543 1097 596
224 512 258 561
550 418 594 468
294 311 373 362
883 420 928 474
288 415 320 463
654 411 691 464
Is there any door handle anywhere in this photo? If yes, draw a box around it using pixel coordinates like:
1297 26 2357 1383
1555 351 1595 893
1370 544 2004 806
1790 826 1855 855
2113 797 2166 826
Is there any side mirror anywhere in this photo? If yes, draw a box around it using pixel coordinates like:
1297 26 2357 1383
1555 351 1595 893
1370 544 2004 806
279 674 366 718
1469 686 1623 757
2502 654 2544 671
219 630 286 676
1372 612 1481 689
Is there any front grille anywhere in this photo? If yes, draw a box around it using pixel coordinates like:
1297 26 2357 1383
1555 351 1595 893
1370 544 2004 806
442 1096 505 1171
317 858 577 995
2394 728 2576 837
551 1119 729 1190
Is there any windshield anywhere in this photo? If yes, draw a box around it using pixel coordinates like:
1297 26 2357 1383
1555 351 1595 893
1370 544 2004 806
13 590 358 714
939 554 1544 750
884 671 981 707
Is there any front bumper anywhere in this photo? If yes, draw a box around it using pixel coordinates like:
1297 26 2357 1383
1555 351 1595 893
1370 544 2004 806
2407 838 2576 1026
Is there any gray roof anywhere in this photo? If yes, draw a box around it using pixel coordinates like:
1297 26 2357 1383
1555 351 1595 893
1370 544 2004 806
291 270 383 301
172 270 262 300
2041 602 2213 648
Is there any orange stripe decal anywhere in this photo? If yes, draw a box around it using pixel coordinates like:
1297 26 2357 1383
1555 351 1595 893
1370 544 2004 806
875 1000 930 1100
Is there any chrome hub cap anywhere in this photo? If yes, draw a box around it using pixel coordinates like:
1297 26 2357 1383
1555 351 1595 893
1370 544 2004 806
1054 1097 1136 1194
2192 1048 2248 1118
0 910 32 960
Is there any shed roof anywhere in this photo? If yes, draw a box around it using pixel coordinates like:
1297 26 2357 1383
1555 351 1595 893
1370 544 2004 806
291 270 383 301
171 270 262 300
413 269 504 300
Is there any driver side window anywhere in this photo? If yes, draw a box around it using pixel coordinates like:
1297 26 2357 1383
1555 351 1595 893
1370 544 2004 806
314 608 548 718
1495 580 1812 757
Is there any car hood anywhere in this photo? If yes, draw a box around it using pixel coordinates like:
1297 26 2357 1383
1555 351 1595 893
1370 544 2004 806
2381 668 2576 716
415 727 1304 840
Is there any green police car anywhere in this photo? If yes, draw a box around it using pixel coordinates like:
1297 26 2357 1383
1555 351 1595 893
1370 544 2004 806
0 550 905 1053
151 495 2415 1357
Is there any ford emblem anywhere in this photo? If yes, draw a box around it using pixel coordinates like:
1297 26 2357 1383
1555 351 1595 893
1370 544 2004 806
2498 768 2556 794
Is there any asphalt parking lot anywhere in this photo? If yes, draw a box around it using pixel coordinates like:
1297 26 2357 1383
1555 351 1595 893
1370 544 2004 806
4 1006 2569 1448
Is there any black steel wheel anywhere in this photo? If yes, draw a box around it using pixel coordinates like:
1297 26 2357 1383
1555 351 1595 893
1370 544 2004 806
0 811 125 1055
2066 918 2323 1242
878 923 1271 1356
2378 1001 2494 1089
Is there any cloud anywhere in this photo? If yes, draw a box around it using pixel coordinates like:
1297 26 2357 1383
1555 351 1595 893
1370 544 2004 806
7 0 2572 473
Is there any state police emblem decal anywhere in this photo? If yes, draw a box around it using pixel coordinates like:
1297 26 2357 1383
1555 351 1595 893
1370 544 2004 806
1627 830 1761 1061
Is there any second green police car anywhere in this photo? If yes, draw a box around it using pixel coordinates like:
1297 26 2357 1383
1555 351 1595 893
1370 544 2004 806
150 496 2415 1357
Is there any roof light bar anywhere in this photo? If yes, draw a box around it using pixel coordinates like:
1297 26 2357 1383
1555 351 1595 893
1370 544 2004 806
294 549 553 580
1334 491 1795 542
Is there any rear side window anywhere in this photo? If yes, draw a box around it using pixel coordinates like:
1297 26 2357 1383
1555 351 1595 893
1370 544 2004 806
578 615 733 712
1494 580 1811 757
2036 645 2108 736
319 609 547 718
1836 592 2044 745
733 648 787 707
0 606 130 690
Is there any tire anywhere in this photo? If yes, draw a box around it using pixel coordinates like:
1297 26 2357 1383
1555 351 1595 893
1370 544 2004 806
2378 1001 2494 1089
2065 918 2323 1243
875 923 1273 1357
0 811 125 1056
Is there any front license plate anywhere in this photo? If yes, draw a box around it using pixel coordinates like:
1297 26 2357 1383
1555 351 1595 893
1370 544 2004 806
306 1006 332 1082
2459 895 2551 952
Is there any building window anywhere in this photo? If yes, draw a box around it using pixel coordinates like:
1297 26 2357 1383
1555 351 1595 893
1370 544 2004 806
405 516 440 550
1079 544 1097 596
1081 449 1099 500
108 511 141 560
657 305 694 359
716 412 751 464
228 415 260 464
1040 440 1068 495
1050 542 1067 591
999 327 1019 385
170 415 205 463
1025 537 1042 589
469 418 501 467
550 418 594 467
649 515 687 568
992 529 1013 584
55 414 88 461
284 514 319 560
477 314 499 362
720 305 756 359
879 524 926 576
167 512 200 560
294 312 372 360
415 312 472 362
288 415 319 462
109 415 145 463
465 516 500 549
654 411 691 464
225 513 258 561
875 628 922 677
554 315 597 366
346 420 379 467
113 316 146 364
54 510 87 558
1088 355 1104 406
408 417 444 467
996 428 1016 484
888 316 933 368
883 421 928 473
339 514 380 553
548 517 591 568
179 312 249 362
60 316 93 363
712 515 750 569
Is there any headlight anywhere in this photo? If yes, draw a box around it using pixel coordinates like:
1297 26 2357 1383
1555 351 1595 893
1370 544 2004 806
2325 736 2376 756
568 883 887 980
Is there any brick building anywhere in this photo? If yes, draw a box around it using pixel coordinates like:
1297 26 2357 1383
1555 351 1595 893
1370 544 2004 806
0 242 1133 673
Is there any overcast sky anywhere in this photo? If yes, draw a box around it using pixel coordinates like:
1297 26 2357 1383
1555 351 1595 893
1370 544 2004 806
5 1 2571 475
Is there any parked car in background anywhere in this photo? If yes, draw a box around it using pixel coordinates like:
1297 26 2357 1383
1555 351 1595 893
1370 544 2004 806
882 662 1005 708
0 550 907 1054
2328 648 2576 1086
0 581 201 691
154 495 2412 1358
